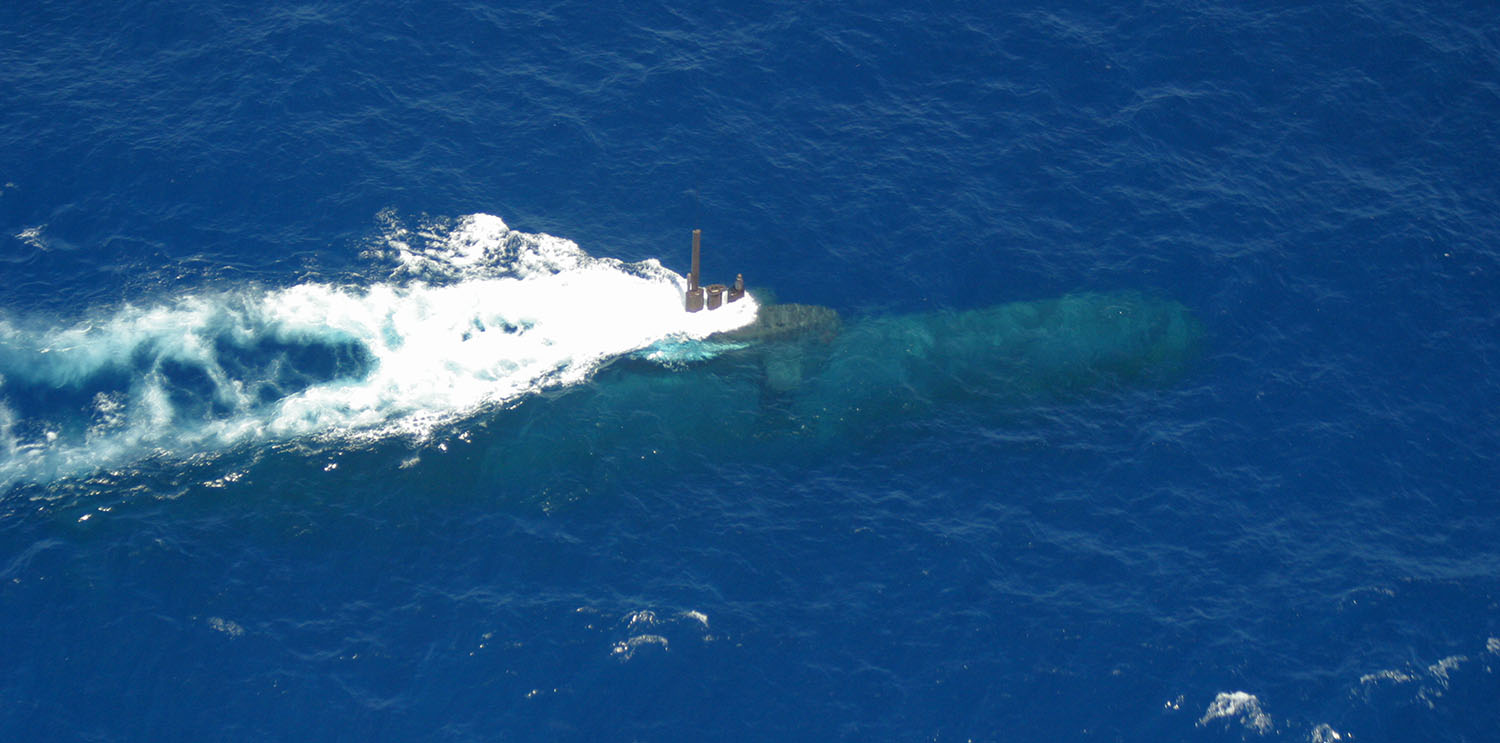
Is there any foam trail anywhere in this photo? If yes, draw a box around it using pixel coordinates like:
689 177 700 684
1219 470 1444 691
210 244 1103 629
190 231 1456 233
0 215 757 488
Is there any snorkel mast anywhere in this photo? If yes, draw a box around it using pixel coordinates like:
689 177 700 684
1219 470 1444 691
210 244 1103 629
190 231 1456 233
685 229 744 312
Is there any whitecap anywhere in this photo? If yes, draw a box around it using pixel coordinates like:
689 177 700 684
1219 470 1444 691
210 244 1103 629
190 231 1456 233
0 214 757 488
1198 691 1272 734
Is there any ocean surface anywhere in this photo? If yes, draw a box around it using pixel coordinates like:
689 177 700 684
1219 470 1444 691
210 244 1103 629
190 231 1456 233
3 1 1498 740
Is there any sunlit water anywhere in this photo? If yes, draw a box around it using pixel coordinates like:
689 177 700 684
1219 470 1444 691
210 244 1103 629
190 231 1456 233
2 1 1497 741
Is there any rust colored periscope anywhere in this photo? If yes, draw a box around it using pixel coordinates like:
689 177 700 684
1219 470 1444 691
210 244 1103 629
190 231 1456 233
684 229 744 312
686 229 705 312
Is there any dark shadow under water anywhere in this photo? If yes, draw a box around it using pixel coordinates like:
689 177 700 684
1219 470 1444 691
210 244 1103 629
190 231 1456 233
474 290 1204 509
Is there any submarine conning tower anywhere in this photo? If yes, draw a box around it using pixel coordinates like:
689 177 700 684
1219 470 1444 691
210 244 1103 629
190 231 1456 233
684 228 745 312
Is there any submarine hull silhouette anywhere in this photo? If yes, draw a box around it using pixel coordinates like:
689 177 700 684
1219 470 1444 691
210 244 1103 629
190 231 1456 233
474 290 1203 503
793 290 1202 428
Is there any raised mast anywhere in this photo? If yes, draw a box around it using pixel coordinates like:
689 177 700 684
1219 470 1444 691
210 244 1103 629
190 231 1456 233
684 228 742 312
690 229 702 291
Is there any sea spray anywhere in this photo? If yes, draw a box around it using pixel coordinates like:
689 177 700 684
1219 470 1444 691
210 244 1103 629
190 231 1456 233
0 215 757 488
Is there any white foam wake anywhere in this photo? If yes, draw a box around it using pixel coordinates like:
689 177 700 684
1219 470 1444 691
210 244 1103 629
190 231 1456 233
0 214 757 488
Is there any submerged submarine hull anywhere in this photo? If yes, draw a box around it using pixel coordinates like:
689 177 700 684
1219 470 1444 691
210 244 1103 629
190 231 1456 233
785 290 1203 435
475 290 1204 504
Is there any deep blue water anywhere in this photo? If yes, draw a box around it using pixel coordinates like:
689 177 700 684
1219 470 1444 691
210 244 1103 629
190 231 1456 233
4 1 1500 741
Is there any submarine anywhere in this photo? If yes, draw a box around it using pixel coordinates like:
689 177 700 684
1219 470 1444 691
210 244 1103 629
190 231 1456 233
474 231 1204 502
0 225 1200 494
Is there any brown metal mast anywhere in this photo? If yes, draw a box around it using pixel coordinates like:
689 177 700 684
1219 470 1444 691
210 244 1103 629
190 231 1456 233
684 228 743 312
686 229 705 312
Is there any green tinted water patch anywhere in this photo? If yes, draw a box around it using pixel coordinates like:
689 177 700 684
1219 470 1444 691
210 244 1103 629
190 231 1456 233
210 332 375 407
464 291 1204 507
790 291 1204 437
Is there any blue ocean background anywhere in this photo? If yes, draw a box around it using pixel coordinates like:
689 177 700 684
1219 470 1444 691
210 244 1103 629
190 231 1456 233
3 1 1499 740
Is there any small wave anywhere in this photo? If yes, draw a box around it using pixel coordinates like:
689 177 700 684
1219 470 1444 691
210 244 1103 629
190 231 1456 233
0 214 756 489
1198 691 1272 734
1359 650 1476 709
1309 723 1348 742
14 224 47 250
